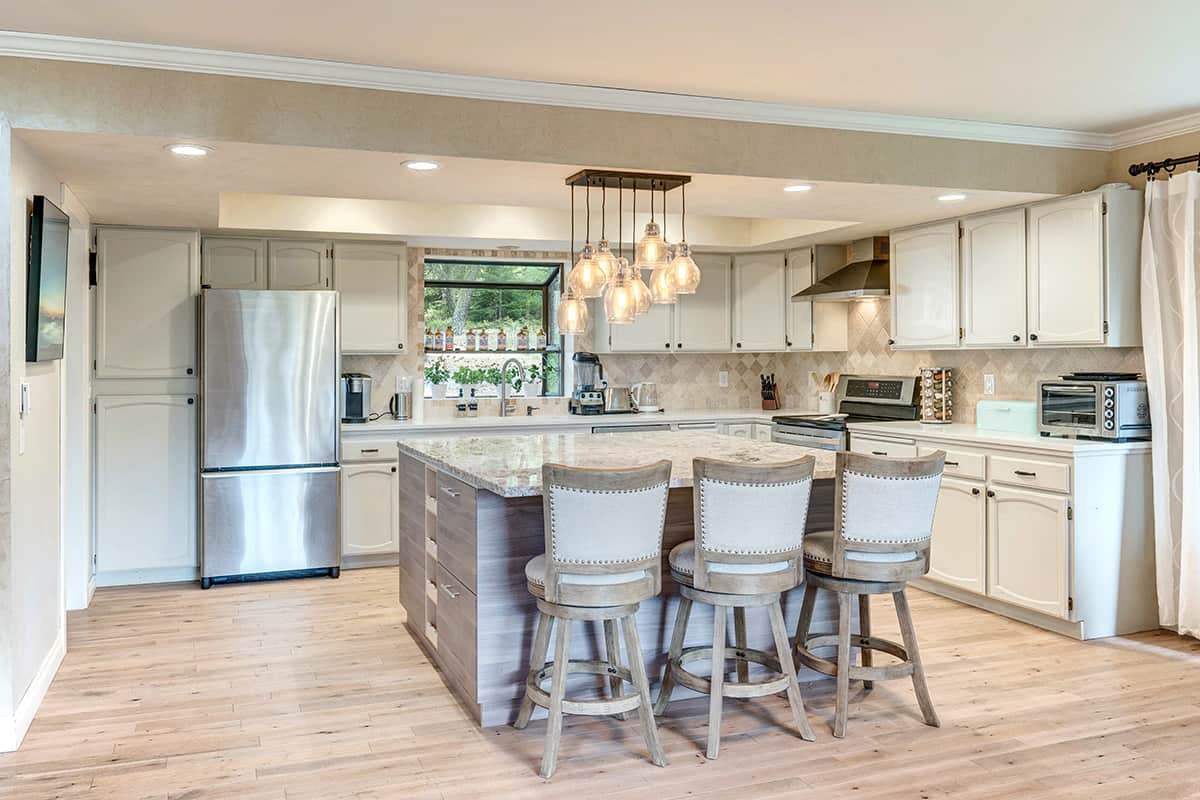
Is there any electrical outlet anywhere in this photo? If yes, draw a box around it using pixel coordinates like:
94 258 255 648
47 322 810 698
983 373 996 395
718 370 729 388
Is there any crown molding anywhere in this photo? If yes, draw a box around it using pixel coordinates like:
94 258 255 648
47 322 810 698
5 30 1196 153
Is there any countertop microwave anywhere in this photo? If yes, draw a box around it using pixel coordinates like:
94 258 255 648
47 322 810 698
1037 377 1150 441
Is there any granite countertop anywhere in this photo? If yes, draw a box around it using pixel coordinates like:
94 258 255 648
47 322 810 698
344 409 780 436
847 420 1153 456
398 430 837 497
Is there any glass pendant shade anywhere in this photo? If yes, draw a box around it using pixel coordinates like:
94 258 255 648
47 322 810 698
668 241 702 294
649 265 677 304
604 262 637 324
630 263 653 315
557 288 589 335
635 220 668 268
570 242 607 299
592 238 618 283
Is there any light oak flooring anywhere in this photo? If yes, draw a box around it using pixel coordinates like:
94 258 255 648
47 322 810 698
2 567 1199 799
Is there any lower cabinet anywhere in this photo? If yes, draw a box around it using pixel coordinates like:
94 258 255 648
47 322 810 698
724 422 753 438
340 461 400 556
927 477 986 594
986 484 1070 618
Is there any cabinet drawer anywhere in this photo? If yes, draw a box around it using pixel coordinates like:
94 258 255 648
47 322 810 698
435 473 477 592
988 454 1070 493
435 564 478 703
343 439 399 463
850 434 917 459
918 445 986 480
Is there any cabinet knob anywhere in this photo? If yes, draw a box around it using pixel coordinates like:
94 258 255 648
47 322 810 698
736 342 742 349
887 338 895 346
677 342 682 348
1029 333 1039 341
187 398 194 405
786 340 792 347
391 466 397 473
398 343 404 350
664 343 670 349
971 487 980 495
186 368 194 375
986 489 996 498
1012 334 1021 342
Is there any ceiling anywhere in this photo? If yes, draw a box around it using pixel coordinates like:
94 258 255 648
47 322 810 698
19 130 1051 249
5 1 1200 133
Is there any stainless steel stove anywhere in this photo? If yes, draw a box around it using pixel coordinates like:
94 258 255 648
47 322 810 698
771 375 920 451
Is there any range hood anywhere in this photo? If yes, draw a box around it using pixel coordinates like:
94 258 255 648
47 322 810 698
793 237 889 302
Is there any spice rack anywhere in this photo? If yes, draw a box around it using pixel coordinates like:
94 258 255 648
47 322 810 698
920 367 953 424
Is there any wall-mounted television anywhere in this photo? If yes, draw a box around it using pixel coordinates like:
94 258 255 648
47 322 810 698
26 195 70 363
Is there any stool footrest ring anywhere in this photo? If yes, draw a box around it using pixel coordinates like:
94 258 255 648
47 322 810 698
525 659 643 717
670 645 791 699
795 633 913 682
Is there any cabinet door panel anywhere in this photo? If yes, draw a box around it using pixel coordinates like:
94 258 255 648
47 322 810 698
607 301 674 352
785 247 814 350
927 477 986 594
890 222 959 348
961 210 1026 347
268 240 331 290
95 395 197 572
202 238 266 289
674 253 731 352
335 243 408 353
987 485 1069 618
95 229 199 379
341 463 400 555
733 252 786 351
1027 195 1104 345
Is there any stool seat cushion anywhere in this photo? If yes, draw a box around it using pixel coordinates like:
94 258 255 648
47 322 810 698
524 554 647 596
669 540 791 584
803 530 920 575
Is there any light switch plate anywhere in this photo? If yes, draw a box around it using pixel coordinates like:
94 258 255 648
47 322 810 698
718 371 729 388
983 373 996 396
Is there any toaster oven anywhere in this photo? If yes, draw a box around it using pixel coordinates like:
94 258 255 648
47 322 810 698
1037 377 1150 441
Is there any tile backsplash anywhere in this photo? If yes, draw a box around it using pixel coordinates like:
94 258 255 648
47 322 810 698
347 249 1143 423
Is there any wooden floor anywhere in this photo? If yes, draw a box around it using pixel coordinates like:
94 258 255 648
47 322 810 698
3 568 1200 800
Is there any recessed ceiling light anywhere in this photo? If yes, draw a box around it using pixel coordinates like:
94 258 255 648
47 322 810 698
403 160 440 171
783 183 814 193
938 192 968 202
165 143 213 157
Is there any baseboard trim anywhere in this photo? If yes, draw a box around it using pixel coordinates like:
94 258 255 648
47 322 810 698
342 553 400 570
1 626 67 752
95 566 199 587
86 575 96 605
911 578 1085 639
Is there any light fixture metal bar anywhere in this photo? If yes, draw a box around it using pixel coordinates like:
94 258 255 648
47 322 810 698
565 169 691 192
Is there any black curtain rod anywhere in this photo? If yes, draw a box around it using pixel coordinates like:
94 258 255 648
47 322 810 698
1128 152 1200 177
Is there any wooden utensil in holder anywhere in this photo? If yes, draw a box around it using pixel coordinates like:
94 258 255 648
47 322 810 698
920 367 952 424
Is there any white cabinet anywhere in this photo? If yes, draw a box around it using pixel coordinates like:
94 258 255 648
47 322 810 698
1027 194 1104 346
849 433 918 458
95 395 197 577
674 253 731 352
787 245 849 352
961 209 1026 347
786 247 815 351
95 228 199 379
752 423 772 442
724 423 753 438
927 477 987 594
201 237 267 289
268 240 332 290
335 242 409 354
604 301 674 352
889 221 960 348
987 485 1070 618
733 252 787 352
341 462 401 556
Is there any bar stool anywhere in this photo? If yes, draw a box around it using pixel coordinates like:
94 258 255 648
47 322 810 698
793 450 945 738
654 456 817 759
513 460 672 779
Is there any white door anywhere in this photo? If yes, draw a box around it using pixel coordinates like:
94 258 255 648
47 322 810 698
674 253 731 352
607 302 674 352
785 247 814 351
268 240 332 290
95 228 199 379
341 462 401 556
733 252 787 352
890 221 960 348
961 209 1026 347
335 242 408 354
201 237 267 289
95 395 197 573
927 477 987 594
1027 194 1105 345
987 485 1070 618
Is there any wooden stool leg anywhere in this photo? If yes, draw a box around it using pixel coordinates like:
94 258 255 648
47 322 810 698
894 588 940 728
603 618 630 721
540 616 573 779
733 606 749 683
793 581 818 657
621 614 667 768
653 595 692 715
515 611 553 729
706 606 727 760
858 594 874 691
767 599 815 742
834 591 852 738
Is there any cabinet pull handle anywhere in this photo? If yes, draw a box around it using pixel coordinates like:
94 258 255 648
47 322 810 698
440 487 461 498
871 450 888 456
944 460 959 466
441 584 461 599
971 487 981 496
987 490 996 498
1013 470 1037 477
360 448 379 453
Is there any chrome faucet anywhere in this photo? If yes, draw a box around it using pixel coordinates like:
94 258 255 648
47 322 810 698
500 358 526 417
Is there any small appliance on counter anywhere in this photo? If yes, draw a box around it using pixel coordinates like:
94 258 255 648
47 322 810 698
604 385 636 414
631 382 659 413
771 374 919 451
389 375 413 420
341 372 372 423
919 367 953 424
1038 373 1150 441
976 400 1038 436
569 351 607 416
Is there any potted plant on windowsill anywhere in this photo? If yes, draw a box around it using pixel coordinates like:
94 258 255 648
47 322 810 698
425 357 451 400
482 365 505 398
521 363 544 398
451 365 476 399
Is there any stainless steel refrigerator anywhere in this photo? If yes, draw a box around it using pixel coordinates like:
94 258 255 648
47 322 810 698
199 289 341 588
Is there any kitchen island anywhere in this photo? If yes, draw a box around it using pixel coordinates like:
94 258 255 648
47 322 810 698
397 430 837 727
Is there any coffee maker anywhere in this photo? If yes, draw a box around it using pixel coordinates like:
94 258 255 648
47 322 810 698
569 352 606 415
341 372 372 423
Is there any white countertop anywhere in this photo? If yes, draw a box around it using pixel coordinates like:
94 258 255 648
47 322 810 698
397 430 836 497
344 409 778 437
847 420 1152 456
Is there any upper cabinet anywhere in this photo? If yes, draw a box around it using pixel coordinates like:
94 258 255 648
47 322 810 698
787 245 849 352
961 209 1026 347
890 221 960 349
95 228 200 380
201 237 267 290
334 243 409 354
733 252 787 352
268 240 332 290
603 301 674 353
674 253 732 352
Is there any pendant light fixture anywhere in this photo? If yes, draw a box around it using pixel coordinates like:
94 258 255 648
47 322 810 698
667 182 701 294
592 184 618 283
635 184 668 270
604 178 636 324
558 185 589 335
628 183 653 314
570 183 607 298
649 185 678 304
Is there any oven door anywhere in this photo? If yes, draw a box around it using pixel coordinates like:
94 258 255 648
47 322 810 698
771 426 845 451
1039 383 1101 434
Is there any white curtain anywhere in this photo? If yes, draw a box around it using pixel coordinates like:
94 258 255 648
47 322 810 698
1141 171 1200 638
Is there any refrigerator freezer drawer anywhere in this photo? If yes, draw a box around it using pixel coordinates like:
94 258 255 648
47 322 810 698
202 466 340 579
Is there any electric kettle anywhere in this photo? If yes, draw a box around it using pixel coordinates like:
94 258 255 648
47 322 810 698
631 382 659 413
